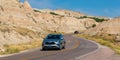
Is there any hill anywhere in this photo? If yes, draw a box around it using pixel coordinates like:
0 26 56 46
84 18 120 42
0 0 103 52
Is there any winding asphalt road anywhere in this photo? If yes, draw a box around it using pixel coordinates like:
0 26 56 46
0 34 98 60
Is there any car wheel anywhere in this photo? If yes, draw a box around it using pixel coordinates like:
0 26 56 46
63 45 65 49
42 47 46 50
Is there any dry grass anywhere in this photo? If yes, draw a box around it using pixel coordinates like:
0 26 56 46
0 26 43 55
15 27 40 38
77 34 120 54
0 40 43 55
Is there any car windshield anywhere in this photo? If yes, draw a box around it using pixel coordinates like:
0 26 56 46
47 35 61 39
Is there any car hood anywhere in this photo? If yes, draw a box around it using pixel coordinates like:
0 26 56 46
44 39 60 42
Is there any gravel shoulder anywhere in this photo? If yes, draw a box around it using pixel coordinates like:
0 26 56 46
112 54 120 60
77 42 120 60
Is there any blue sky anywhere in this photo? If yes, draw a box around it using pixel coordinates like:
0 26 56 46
20 0 120 18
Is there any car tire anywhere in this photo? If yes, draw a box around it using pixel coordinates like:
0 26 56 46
63 45 65 49
42 47 46 50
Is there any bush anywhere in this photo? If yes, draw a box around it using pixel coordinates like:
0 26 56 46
50 12 59 15
76 16 106 22
90 17 106 22
34 9 41 13
92 24 96 27
76 16 88 19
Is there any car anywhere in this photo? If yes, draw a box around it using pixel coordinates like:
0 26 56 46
42 34 66 50
74 31 79 34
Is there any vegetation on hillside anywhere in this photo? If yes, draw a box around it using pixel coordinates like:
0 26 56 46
0 40 42 54
50 12 59 15
76 16 88 19
34 9 41 13
76 16 107 22
0 26 43 55
15 27 40 38
91 17 106 22
92 24 96 28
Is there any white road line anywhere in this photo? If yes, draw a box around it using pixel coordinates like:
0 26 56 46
75 38 101 60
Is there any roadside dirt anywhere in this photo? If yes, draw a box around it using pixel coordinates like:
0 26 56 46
112 54 120 60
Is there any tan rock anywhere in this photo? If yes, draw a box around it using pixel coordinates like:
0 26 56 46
0 45 5 52
23 0 33 11
54 10 85 17
34 10 98 33
85 18 120 40
115 35 120 42
0 0 99 49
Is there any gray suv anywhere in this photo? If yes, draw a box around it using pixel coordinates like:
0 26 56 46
42 34 66 50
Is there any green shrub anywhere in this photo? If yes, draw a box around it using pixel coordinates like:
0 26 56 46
92 24 96 27
90 17 106 22
34 9 41 13
76 16 106 22
50 12 59 15
76 16 88 19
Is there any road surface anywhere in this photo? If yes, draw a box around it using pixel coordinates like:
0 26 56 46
0 34 98 60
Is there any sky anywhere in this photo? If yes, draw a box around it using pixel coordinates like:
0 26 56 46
20 0 120 18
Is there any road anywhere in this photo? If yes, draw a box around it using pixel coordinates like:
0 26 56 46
0 34 98 60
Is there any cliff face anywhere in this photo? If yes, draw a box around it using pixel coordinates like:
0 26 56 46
0 0 98 51
34 9 98 33
0 0 43 48
0 0 33 26
84 18 120 41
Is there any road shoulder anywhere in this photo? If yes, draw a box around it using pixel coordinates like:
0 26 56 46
75 37 116 60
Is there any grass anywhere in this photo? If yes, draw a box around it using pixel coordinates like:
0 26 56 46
0 24 43 55
0 40 43 55
77 34 120 55
15 27 41 39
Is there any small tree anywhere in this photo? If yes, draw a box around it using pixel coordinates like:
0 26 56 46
50 12 59 15
92 24 96 28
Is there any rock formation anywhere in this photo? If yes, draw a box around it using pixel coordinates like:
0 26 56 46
84 18 120 41
0 0 99 51
34 9 98 33
0 0 43 51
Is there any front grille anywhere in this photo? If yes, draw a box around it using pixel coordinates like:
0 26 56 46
45 42 55 44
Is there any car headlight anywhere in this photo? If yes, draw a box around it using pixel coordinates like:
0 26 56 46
55 41 59 44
